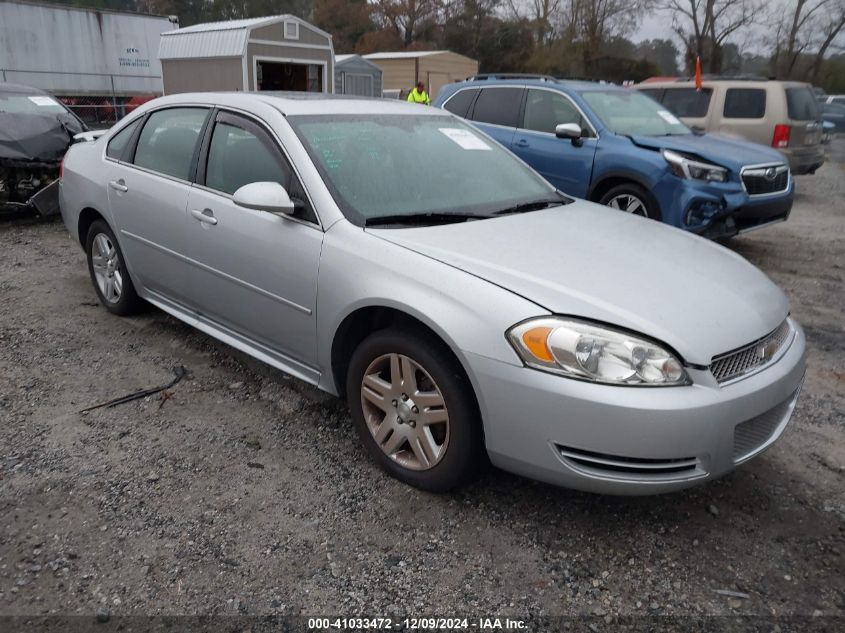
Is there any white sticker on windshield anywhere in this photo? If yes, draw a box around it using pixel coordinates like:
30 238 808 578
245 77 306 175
439 128 492 150
28 96 56 106
657 109 681 125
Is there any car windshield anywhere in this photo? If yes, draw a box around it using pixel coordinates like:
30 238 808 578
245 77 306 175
0 92 69 116
288 114 559 225
581 90 692 136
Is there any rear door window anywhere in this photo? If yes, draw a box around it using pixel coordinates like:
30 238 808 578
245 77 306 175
786 87 821 121
522 89 591 136
661 88 713 117
470 87 523 128
443 89 478 118
723 89 766 119
132 107 208 180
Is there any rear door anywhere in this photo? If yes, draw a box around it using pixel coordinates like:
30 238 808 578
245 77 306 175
185 110 323 375
510 88 597 198
717 87 769 144
466 86 523 148
106 106 210 307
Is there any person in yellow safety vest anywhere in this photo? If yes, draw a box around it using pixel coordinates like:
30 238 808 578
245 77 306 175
407 82 431 105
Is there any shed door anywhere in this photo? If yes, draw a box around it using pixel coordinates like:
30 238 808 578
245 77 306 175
256 60 324 92
344 73 374 97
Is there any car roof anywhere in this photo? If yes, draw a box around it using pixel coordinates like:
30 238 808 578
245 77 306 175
0 81 50 95
134 91 452 117
449 78 623 94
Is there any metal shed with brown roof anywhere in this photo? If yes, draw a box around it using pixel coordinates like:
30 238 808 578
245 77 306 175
362 51 478 99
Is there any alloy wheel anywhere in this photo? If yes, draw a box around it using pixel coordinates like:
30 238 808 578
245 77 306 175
360 353 450 471
91 233 123 303
607 194 648 217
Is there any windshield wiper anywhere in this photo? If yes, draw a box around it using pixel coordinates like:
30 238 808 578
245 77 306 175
364 212 492 227
492 196 569 216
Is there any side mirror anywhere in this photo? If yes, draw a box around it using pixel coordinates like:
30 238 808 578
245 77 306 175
555 123 583 140
232 182 295 216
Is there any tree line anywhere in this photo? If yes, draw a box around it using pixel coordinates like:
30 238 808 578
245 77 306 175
48 0 845 89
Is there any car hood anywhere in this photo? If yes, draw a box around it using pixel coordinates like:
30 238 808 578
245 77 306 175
629 133 787 171
368 202 789 365
0 112 82 163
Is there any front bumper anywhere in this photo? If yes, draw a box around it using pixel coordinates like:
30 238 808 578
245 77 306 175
653 171 794 238
467 320 806 495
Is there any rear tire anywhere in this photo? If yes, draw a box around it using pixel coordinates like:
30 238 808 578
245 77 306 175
85 219 143 316
346 328 483 492
599 183 662 221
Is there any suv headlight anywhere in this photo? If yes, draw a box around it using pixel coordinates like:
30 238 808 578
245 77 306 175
663 149 728 183
507 317 689 386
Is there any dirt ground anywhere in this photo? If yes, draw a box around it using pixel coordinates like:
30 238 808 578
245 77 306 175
1 144 843 626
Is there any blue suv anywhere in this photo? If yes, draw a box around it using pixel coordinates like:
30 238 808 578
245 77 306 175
433 76 794 238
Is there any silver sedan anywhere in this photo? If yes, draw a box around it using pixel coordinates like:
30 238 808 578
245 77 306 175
59 93 806 494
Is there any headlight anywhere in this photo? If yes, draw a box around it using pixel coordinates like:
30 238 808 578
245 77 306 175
663 149 728 183
507 317 689 386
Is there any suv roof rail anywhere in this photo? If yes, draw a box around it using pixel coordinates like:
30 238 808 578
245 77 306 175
467 73 558 82
676 74 772 82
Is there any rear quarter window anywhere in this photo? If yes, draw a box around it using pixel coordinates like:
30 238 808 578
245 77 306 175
661 88 713 118
786 87 821 121
106 119 141 161
470 87 523 128
723 88 766 119
443 89 478 118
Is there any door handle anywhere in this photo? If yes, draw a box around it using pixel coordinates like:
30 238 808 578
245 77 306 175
514 139 529 148
191 208 218 225
108 179 128 193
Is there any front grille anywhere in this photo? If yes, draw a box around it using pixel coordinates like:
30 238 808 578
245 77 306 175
710 320 792 383
733 388 800 462
741 164 790 196
556 445 699 478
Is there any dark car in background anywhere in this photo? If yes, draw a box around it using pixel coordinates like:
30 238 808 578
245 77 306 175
0 82 87 216
434 76 794 239
821 102 845 135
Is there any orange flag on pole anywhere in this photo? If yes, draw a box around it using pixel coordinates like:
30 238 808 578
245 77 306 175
695 55 703 91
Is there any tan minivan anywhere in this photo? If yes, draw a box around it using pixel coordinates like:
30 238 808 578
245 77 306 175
637 79 825 175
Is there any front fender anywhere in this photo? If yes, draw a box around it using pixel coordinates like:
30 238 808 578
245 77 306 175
315 221 547 395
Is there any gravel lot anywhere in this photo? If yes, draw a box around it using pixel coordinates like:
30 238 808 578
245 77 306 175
1 144 843 625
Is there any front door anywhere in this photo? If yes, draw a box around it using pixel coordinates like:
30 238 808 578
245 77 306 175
185 110 323 373
106 106 210 306
510 89 597 198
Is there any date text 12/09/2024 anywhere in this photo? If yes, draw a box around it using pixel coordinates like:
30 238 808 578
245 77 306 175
307 617 527 630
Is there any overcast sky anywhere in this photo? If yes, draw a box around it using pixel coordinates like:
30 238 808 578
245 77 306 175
632 8 770 53
632 2 844 56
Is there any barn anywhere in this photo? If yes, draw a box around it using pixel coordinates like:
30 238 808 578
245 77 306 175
159 15 334 94
362 51 478 99
334 54 383 97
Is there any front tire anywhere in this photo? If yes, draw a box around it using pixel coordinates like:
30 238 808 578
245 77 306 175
599 183 661 220
346 328 483 492
85 219 143 315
